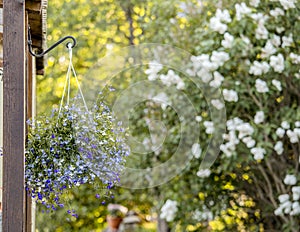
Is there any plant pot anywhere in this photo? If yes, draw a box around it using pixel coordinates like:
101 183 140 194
107 216 123 229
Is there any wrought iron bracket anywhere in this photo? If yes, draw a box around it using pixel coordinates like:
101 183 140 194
27 25 77 58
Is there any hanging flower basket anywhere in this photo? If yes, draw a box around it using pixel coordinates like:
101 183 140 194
25 99 129 209
24 46 129 211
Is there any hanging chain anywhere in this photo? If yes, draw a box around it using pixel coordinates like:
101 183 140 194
58 44 89 119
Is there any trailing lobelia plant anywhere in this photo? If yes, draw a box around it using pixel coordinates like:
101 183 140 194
25 94 129 213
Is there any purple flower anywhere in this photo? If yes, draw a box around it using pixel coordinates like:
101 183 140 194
38 192 43 200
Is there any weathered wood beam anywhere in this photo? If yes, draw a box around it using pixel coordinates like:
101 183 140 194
26 1 42 13
3 0 26 231
0 0 42 13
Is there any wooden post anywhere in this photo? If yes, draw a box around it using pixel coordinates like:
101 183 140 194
3 0 26 231
25 32 36 232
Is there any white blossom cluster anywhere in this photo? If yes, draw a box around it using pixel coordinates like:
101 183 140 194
192 143 202 159
209 9 231 34
250 147 266 161
211 99 224 110
254 111 265 124
220 117 258 158
261 41 276 58
160 70 185 90
249 61 270 76
197 168 211 178
252 13 269 40
145 63 185 90
275 180 300 216
220 117 269 160
210 71 224 88
270 53 285 73
249 52 285 78
221 32 234 49
249 0 260 7
235 2 251 21
192 206 213 222
145 64 187 110
290 53 300 64
277 0 297 10
190 52 229 89
273 121 300 155
255 79 269 93
152 92 170 110
160 199 178 222
145 61 163 81
284 174 297 186
203 121 214 134
223 89 238 102
192 52 230 74
271 79 282 91
269 7 284 18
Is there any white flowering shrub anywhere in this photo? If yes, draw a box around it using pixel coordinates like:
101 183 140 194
133 0 300 231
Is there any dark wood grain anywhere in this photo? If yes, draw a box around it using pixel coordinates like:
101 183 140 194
25 24 36 231
3 0 26 231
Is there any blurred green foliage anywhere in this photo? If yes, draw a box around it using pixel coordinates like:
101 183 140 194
36 0 300 232
36 0 261 231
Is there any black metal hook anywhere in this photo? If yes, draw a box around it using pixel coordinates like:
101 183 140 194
28 25 77 58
